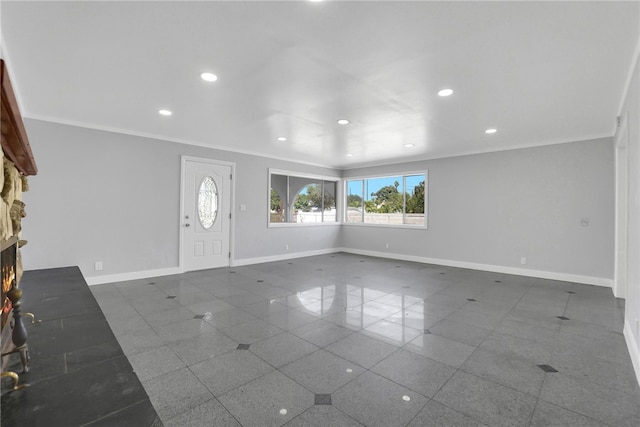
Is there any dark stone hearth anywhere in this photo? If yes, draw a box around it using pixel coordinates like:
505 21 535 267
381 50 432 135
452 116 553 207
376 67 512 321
0 267 162 427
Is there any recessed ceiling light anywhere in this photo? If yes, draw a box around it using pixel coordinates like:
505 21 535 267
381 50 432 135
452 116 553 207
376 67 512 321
337 119 350 125
438 88 454 97
201 72 218 82
158 109 172 116
277 137 287 142
485 128 497 134
404 143 415 148
346 153 353 157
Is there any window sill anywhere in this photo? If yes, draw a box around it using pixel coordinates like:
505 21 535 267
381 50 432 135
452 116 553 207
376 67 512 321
341 222 428 230
268 222 341 228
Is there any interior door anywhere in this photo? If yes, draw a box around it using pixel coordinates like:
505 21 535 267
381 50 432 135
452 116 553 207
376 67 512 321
182 158 232 272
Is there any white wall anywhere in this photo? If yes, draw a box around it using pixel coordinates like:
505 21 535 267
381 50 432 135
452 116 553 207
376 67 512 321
20 119 341 280
21 119 617 289
619 52 640 384
341 138 615 285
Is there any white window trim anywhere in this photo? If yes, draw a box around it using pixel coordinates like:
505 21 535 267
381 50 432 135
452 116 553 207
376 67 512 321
268 168 341 228
269 222 342 228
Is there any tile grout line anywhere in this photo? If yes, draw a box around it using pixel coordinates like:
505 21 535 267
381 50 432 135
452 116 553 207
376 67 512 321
92 255 637 427
77 398 156 427
419 281 546 425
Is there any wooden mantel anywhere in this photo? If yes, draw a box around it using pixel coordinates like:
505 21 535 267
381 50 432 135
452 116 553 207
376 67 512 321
1 59 37 176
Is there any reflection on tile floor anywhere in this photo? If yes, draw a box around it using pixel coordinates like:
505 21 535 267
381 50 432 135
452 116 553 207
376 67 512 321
91 253 640 426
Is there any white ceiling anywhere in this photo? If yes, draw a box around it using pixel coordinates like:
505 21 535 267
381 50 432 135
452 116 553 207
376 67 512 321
1 1 638 169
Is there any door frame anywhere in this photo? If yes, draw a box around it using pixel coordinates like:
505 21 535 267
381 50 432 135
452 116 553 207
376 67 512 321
179 155 236 272
614 113 629 299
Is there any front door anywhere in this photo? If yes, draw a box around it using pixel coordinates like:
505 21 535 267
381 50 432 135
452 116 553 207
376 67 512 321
181 157 232 272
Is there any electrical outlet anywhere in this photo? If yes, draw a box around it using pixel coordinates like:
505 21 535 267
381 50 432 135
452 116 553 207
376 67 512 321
520 257 527 265
94 261 103 271
285 244 289 251
385 243 389 249
240 204 247 211
580 218 589 227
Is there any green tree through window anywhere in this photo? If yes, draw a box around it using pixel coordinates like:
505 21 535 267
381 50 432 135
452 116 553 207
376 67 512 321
269 171 338 224
368 181 403 213
347 194 363 208
406 180 425 214
346 173 426 225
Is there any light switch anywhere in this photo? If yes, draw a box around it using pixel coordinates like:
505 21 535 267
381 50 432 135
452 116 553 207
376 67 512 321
240 204 247 211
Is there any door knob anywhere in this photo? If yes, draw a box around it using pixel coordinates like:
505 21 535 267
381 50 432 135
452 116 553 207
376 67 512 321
185 223 191 227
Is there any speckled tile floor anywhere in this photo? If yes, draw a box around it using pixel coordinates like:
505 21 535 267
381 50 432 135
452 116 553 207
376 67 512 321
91 253 640 427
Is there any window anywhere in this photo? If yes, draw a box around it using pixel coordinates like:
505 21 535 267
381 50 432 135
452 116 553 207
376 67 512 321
345 173 426 226
198 176 218 229
269 170 338 225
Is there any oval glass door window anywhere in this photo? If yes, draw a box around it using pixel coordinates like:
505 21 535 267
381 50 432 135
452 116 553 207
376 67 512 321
198 176 218 229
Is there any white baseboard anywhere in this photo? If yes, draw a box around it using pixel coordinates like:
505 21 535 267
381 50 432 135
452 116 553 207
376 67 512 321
335 247 613 287
232 248 341 267
84 248 612 289
624 321 640 388
84 267 182 286
85 249 340 284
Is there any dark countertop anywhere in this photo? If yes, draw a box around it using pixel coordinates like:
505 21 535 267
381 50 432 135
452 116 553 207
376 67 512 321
1 267 162 427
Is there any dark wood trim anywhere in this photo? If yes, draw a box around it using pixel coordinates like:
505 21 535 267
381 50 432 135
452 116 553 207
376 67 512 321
1 59 37 176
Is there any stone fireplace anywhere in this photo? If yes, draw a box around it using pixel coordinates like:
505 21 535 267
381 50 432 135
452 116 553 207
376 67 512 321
1 236 17 330
1 236 29 387
1 58 37 390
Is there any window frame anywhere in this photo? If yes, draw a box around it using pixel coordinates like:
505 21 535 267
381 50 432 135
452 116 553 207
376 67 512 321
268 169 341 228
343 171 428 229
